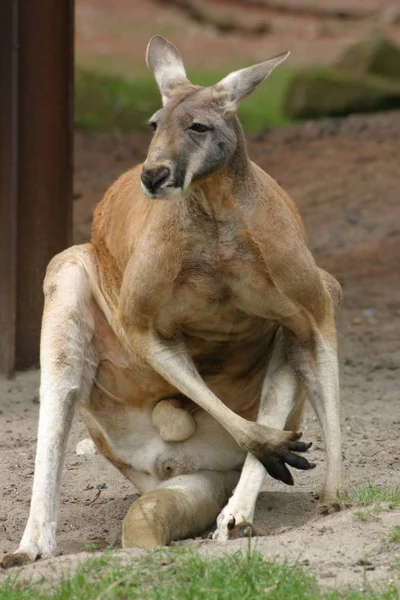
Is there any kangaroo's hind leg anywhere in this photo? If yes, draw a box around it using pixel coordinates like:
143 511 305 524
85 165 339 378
213 329 308 541
122 470 239 548
1 246 99 568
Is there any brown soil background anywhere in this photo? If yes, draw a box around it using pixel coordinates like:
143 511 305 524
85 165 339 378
1 0 400 590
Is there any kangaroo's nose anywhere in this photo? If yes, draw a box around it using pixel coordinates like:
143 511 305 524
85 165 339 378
141 166 170 194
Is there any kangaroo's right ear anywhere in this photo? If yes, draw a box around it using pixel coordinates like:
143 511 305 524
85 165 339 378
146 36 190 106
213 51 290 116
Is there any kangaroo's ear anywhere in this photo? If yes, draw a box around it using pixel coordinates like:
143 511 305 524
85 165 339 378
214 51 290 115
146 36 190 105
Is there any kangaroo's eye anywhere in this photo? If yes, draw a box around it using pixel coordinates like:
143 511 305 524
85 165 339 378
148 121 157 133
188 123 210 133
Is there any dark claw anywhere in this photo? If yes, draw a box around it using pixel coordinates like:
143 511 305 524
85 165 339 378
256 432 315 486
261 457 294 486
282 451 315 470
289 431 303 441
288 441 313 453
228 521 260 540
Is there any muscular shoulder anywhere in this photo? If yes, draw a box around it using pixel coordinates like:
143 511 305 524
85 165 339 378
245 163 328 323
250 162 307 242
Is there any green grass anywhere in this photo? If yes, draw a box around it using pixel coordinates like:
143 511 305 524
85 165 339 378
354 506 381 522
75 66 294 134
343 483 400 509
1 548 399 600
339 483 400 523
383 525 400 547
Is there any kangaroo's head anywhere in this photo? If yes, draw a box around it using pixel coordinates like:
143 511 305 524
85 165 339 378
141 36 289 199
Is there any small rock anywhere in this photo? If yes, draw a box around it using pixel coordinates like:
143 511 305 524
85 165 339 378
352 317 363 325
76 438 97 456
355 558 373 566
263 145 274 155
347 211 361 225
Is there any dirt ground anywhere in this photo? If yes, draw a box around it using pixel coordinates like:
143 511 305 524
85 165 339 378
1 109 399 588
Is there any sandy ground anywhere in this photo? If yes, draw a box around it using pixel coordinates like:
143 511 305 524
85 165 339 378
2 509 400 590
1 110 400 588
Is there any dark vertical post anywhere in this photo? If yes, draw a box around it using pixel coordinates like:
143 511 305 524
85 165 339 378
0 0 73 375
16 0 74 370
0 0 18 377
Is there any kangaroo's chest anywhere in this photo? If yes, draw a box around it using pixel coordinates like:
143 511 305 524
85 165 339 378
156 209 273 336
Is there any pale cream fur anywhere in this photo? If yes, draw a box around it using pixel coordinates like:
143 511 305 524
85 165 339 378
152 399 196 442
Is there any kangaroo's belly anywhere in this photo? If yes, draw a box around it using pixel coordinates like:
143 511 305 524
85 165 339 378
81 276 279 491
81 328 273 473
79 386 246 494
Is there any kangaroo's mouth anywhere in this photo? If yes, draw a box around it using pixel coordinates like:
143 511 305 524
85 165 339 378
141 182 182 200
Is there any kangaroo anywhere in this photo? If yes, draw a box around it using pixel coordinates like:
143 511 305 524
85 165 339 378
1 36 343 568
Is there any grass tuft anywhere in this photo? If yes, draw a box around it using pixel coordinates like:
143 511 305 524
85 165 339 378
0 548 399 600
354 507 381 522
343 483 400 509
339 483 400 524
382 525 400 548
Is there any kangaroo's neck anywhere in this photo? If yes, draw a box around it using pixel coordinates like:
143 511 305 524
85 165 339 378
229 117 253 186
193 118 256 210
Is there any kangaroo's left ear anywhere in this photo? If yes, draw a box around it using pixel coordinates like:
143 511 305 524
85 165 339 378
146 36 190 105
214 51 290 114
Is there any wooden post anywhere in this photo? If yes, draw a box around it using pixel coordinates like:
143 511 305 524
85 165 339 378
0 0 74 375
0 0 18 377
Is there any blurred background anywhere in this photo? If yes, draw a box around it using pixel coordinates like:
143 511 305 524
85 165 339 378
75 0 400 133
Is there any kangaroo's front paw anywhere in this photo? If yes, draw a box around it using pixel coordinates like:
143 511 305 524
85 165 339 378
249 428 316 486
